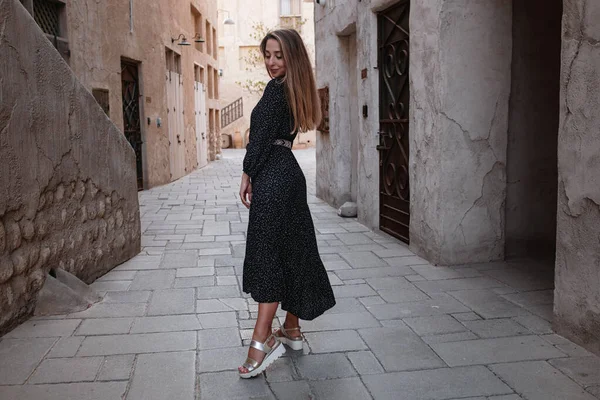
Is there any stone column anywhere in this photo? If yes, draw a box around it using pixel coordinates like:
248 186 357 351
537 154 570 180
554 0 600 355
409 0 513 265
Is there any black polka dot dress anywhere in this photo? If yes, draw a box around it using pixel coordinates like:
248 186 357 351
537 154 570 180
242 78 336 320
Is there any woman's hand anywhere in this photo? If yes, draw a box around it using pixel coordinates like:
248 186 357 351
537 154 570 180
239 173 252 209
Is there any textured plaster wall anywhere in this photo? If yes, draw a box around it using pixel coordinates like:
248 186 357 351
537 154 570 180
505 0 561 260
554 0 600 356
66 0 221 187
410 0 512 265
0 0 141 334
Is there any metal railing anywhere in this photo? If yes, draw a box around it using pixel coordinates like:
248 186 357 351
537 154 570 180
221 97 243 128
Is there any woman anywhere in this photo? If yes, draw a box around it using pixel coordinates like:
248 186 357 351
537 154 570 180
238 29 336 379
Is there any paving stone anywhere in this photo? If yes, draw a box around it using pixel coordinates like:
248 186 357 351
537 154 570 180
75 318 133 336
335 233 375 245
129 269 175 290
358 296 386 306
219 297 248 311
502 290 554 308
176 267 215 277
333 284 377 298
359 326 445 372
325 298 367 314
196 299 232 313
302 312 380 331
103 290 152 303
115 256 161 270
296 353 356 380
130 315 201 333
89 280 131 292
0 338 56 384
147 288 195 315
197 311 238 328
97 355 135 381
217 276 239 286
216 266 236 276
368 297 470 319
403 315 466 336
366 276 416 290
270 381 313 400
414 277 505 294
127 351 195 400
463 319 530 338
340 251 388 268
511 314 553 334
481 267 554 291
199 247 232 256
4 319 81 338
554 342 595 357
549 356 600 386
377 287 430 303
197 285 241 299
373 247 415 258
305 330 367 353
420 331 480 345
197 347 247 372
430 335 566 366
264 357 296 383
174 277 215 288
78 332 196 356
202 221 231 236
197 328 241 349
449 290 531 319
347 350 385 375
29 357 103 384
452 312 482 321
490 361 596 400
47 336 85 358
161 251 198 268
324 260 352 271
97 270 137 281
411 265 482 280
310 377 371 400
586 386 600 398
0 382 128 400
327 272 344 285
362 366 512 400
198 371 274 400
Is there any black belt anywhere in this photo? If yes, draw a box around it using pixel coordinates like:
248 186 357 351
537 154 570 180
273 139 292 149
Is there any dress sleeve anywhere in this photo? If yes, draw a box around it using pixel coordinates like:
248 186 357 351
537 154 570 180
242 80 288 180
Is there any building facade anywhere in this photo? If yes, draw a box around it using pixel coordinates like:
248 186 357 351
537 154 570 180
315 0 600 355
20 0 222 189
218 0 316 148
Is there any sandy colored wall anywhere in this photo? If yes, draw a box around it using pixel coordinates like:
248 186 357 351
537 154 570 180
65 0 220 187
0 0 141 334
554 0 600 356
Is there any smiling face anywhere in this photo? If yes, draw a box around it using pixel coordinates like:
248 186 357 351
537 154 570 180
264 38 287 79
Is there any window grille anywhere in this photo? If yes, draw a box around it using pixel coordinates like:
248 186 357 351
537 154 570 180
33 0 61 36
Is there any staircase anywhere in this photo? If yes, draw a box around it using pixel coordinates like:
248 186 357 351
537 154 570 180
221 97 244 128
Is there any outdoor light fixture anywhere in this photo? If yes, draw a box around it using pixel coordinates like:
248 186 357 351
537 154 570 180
171 34 191 46
218 9 235 25
192 33 206 43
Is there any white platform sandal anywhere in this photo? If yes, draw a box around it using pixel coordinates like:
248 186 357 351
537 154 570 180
239 334 286 379
274 326 304 351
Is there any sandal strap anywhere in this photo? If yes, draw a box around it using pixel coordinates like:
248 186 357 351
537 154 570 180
242 357 259 370
250 334 275 353
279 326 303 340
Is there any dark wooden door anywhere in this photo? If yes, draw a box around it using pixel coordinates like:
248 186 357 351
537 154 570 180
377 1 410 243
121 60 144 190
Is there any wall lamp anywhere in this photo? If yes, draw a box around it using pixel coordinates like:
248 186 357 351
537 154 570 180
192 33 206 43
218 9 235 25
171 34 191 46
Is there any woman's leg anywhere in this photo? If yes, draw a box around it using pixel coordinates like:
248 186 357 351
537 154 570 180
275 312 302 339
238 302 279 374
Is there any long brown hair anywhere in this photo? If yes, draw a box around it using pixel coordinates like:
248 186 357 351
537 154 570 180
260 29 321 133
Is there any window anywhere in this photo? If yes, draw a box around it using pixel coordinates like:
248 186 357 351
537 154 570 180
212 27 217 59
280 0 301 16
207 65 214 99
191 6 204 53
33 0 63 36
205 21 212 56
213 68 219 99
92 89 110 116
194 64 205 85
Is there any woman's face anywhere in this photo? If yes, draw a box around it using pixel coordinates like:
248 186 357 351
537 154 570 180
264 39 287 79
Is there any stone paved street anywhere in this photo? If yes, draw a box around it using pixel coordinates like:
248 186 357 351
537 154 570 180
1 149 600 400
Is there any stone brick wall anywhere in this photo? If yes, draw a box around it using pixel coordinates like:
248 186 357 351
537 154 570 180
0 0 141 335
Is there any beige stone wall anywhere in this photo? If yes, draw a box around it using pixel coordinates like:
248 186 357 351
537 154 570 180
0 0 141 334
554 0 600 356
64 0 221 187
218 0 316 148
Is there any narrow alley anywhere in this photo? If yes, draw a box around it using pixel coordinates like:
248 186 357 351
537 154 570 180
1 150 599 400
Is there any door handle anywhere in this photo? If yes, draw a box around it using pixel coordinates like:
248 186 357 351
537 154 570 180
177 134 181 144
